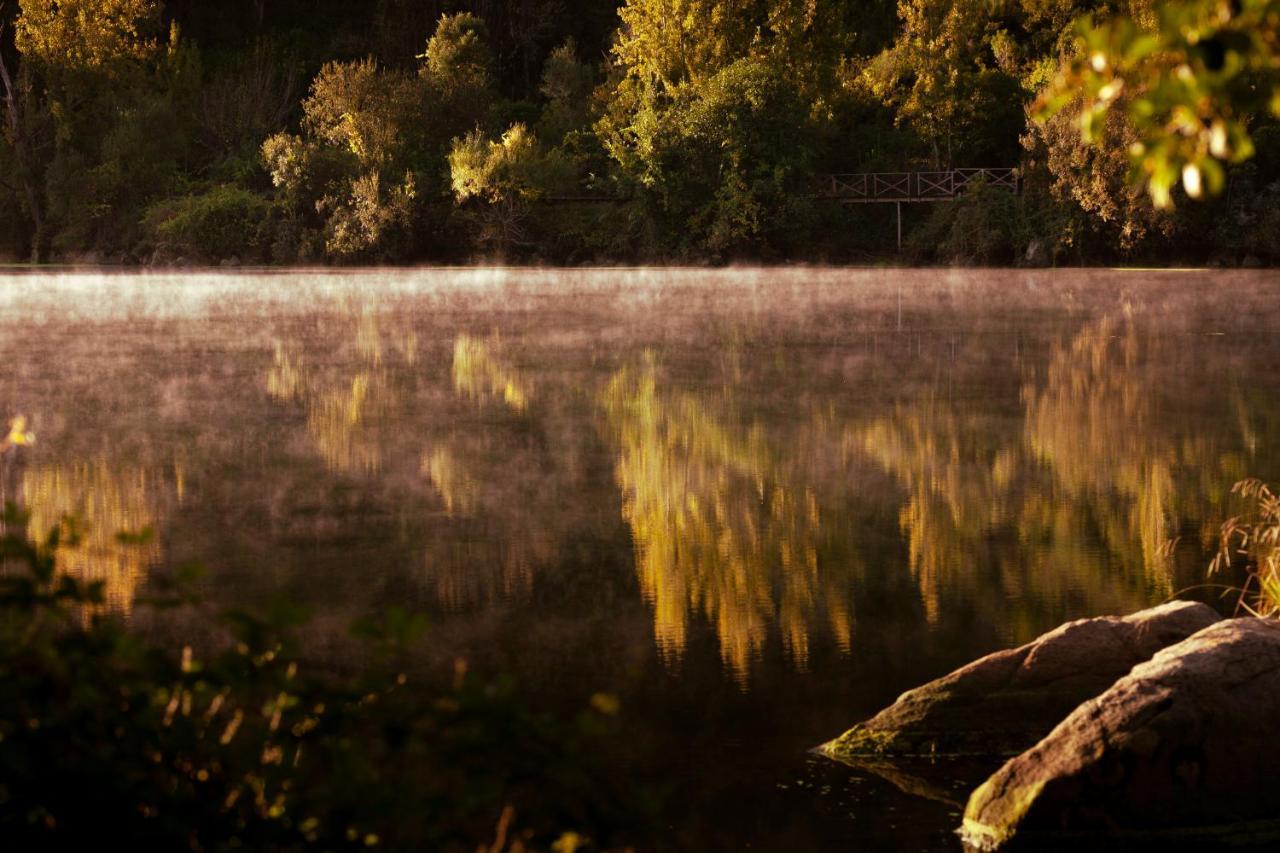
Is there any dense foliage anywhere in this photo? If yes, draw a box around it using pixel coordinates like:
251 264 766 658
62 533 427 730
0 0 1275 264
0 505 638 849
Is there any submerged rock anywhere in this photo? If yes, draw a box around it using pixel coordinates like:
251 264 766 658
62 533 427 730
960 618 1280 850
818 601 1220 761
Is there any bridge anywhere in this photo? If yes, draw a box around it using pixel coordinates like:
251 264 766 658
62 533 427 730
542 166 1020 250
815 168 1019 202
812 167 1019 249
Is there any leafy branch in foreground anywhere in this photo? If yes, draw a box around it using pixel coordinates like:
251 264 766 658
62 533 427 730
1036 1 1280 208
0 505 630 851
1210 478 1280 617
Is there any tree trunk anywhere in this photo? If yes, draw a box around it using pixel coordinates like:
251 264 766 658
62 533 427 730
0 24 44 263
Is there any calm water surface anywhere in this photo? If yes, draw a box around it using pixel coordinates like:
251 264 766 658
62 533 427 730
2 268 1278 849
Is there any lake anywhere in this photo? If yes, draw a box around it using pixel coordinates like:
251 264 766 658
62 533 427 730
2 267 1278 849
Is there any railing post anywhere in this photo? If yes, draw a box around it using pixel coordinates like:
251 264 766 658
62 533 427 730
896 201 902 252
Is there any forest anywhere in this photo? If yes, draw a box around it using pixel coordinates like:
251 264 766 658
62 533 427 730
0 0 1277 266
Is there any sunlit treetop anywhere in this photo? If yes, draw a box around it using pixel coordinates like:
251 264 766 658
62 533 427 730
612 0 830 90
1036 0 1280 208
421 12 493 98
15 0 160 70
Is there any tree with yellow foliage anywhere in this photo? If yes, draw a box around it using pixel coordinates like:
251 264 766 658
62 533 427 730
14 0 159 71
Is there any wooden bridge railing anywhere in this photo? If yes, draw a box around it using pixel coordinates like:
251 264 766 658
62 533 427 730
816 168 1019 202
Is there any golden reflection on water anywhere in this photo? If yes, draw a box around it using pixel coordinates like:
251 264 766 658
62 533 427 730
854 312 1252 641
263 305 552 610
591 304 1269 673
265 303 418 475
305 371 390 475
9 273 1267 684
21 460 163 615
421 446 479 517
1025 315 1177 590
425 336 546 609
859 404 1020 626
602 356 854 684
452 334 529 412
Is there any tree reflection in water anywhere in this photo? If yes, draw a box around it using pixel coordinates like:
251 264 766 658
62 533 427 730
21 460 168 615
452 333 530 413
265 301 415 475
602 354 855 685
257 297 1272 677
263 305 561 611
3 273 1275 689
858 311 1257 642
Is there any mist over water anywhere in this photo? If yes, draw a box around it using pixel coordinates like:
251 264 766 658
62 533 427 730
2 267 1278 848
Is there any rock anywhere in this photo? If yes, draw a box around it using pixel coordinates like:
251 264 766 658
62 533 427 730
818 601 1220 761
960 618 1280 850
1242 254 1263 268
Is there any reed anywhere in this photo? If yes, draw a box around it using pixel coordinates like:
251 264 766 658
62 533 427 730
1211 479 1280 617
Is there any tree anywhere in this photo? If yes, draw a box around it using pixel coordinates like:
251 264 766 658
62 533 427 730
860 0 1123 168
536 38 595 145
0 3 45 259
422 12 495 133
1028 88 1173 249
4 0 181 259
448 123 576 253
599 0 845 254
302 58 424 170
14 0 159 70
1036 0 1280 207
263 59 425 262
259 13 508 262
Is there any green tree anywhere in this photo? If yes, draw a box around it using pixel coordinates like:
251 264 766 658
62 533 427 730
1029 89 1173 249
6 0 199 258
860 0 1126 168
599 0 845 255
448 122 576 253
302 58 424 170
260 12 506 263
422 11 496 134
1036 0 1280 207
536 38 595 146
262 58 424 262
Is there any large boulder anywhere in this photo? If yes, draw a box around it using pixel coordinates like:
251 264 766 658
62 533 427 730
960 618 1280 850
818 601 1220 761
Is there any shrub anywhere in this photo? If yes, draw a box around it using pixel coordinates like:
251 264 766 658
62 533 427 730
910 177 1082 265
320 170 417 262
448 124 577 255
143 184 271 262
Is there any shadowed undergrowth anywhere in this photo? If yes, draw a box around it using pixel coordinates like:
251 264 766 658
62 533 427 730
0 505 642 851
